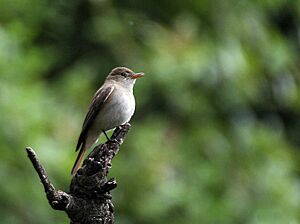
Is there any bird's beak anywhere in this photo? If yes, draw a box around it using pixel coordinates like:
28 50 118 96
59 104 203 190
131 72 144 79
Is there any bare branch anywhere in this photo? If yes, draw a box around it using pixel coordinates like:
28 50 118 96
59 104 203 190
26 123 131 224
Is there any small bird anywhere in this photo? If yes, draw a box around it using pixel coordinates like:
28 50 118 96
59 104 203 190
71 67 144 175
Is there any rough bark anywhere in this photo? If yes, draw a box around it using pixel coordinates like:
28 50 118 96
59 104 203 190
26 123 131 224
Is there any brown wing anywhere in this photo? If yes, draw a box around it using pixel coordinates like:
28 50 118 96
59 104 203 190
75 85 114 152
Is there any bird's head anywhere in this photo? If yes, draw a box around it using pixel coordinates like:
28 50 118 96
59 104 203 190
106 67 144 86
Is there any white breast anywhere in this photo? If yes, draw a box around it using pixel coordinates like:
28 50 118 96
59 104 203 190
93 85 135 131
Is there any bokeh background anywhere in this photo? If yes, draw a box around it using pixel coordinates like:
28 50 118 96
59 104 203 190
1 0 300 223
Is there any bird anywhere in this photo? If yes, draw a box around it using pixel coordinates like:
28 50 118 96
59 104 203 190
71 67 144 175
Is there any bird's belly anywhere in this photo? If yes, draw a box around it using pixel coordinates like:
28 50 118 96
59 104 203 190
93 91 135 131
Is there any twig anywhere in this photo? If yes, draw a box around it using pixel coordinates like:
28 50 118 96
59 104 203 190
26 147 70 210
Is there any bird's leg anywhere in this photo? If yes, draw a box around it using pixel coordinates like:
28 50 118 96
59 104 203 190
103 130 110 141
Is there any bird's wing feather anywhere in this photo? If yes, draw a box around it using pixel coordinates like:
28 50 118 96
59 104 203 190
75 85 115 151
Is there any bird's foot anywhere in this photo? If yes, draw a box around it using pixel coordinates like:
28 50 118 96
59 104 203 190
103 130 110 141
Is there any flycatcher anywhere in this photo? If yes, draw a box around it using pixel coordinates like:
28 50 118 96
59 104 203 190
71 67 144 175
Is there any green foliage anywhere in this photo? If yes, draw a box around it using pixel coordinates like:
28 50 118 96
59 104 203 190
0 0 299 223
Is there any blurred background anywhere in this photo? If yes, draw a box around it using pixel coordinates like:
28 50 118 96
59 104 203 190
0 0 300 223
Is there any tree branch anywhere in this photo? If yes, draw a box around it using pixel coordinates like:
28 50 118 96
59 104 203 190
26 123 131 224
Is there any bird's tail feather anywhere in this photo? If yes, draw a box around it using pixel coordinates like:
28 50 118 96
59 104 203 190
71 144 86 175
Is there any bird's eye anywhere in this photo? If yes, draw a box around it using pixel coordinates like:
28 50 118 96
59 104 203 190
120 72 127 77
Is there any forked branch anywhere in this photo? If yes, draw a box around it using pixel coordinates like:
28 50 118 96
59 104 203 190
26 124 131 224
